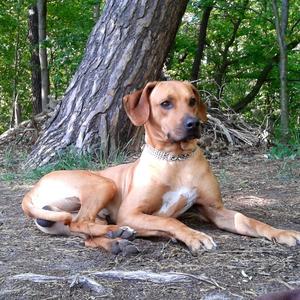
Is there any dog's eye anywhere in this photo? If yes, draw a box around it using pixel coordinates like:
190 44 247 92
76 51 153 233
189 98 197 107
160 100 173 110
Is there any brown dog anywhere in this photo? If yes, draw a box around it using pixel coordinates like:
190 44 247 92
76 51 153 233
22 81 300 254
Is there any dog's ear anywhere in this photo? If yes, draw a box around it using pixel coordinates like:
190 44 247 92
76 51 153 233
123 81 158 126
190 84 207 123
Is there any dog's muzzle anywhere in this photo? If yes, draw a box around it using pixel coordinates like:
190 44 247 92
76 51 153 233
182 116 200 140
168 116 201 143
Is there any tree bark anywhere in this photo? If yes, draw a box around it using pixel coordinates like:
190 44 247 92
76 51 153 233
190 4 213 81
26 0 189 168
37 0 49 112
28 4 42 115
272 0 289 144
232 39 298 113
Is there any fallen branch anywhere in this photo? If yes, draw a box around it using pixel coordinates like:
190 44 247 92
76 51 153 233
208 115 234 145
9 270 224 291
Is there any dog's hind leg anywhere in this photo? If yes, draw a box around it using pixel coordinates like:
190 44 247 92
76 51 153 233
69 176 135 240
33 202 79 236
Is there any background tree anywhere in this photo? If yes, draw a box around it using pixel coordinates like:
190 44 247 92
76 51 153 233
212 0 249 106
25 0 189 168
0 0 96 133
190 0 214 82
272 0 289 145
28 4 42 115
0 0 31 131
37 0 49 111
10 0 23 128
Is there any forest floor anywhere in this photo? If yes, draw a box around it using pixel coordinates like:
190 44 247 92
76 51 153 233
0 145 299 300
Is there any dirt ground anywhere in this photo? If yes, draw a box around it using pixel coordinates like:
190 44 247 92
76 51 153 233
0 149 299 299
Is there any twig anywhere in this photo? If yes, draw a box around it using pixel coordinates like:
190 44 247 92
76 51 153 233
275 278 294 290
208 115 234 144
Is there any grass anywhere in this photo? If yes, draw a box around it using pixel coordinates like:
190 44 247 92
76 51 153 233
2 147 27 169
267 127 300 160
267 142 300 160
0 146 127 183
265 128 300 180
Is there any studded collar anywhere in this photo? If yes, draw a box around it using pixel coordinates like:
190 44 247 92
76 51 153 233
143 144 197 161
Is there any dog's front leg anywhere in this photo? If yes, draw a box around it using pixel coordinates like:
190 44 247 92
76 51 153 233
117 211 216 252
198 205 300 246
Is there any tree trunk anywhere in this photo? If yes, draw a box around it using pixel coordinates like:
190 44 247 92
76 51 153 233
190 4 213 81
272 0 289 144
37 0 49 112
28 4 42 115
26 0 188 168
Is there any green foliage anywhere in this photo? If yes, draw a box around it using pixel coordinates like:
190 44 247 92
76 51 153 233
47 1 97 97
0 0 32 132
267 126 300 159
267 143 300 160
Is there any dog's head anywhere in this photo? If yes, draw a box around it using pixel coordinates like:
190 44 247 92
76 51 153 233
123 81 207 147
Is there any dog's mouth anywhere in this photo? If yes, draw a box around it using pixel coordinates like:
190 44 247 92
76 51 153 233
167 128 200 143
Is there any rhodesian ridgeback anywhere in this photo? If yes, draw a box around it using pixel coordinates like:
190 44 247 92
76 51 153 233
22 81 300 254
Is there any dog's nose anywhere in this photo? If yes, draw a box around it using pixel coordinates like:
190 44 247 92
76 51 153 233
184 116 200 130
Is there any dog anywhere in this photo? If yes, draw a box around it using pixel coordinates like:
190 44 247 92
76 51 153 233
22 81 300 254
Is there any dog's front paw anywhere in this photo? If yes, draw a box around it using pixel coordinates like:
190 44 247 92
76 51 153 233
271 229 300 246
185 229 217 253
106 226 136 241
111 239 140 256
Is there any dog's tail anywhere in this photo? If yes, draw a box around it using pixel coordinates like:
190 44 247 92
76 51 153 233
22 192 73 224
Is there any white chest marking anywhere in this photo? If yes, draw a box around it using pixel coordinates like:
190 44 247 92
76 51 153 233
158 187 198 217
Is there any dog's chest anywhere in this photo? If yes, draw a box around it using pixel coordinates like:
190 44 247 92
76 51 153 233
155 187 198 217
